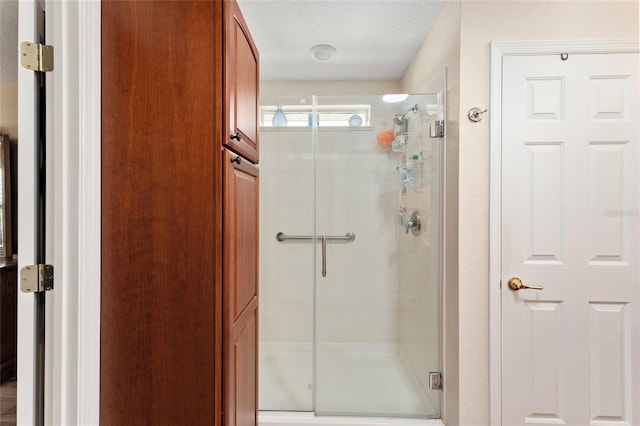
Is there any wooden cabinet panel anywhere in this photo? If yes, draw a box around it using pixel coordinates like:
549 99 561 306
225 0 260 163
231 308 257 426
223 150 259 426
101 2 221 424
230 167 258 319
102 1 258 425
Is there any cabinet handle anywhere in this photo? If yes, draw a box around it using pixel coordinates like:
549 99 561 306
230 132 241 141
230 156 242 165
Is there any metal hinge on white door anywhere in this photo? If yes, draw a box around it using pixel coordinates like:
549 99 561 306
20 41 54 72
20 264 54 293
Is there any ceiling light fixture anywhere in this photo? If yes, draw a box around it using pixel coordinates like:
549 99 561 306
309 44 337 62
382 94 409 103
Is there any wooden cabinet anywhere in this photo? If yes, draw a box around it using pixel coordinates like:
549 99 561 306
222 1 259 426
224 0 260 163
101 1 259 425
223 150 259 426
222 3 260 425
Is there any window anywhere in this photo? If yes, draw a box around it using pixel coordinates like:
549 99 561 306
260 104 371 127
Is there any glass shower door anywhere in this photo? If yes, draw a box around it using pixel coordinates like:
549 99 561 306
258 90 444 419
313 93 443 418
258 96 315 412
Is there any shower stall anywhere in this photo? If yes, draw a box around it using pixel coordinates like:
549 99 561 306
258 90 444 423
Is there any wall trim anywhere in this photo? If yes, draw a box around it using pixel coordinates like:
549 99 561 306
46 1 101 424
76 1 101 424
488 39 639 426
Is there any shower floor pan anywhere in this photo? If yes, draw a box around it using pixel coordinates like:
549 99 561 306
259 342 440 423
259 411 443 426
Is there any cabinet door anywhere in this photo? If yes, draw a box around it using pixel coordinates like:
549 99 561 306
224 0 259 163
223 150 259 426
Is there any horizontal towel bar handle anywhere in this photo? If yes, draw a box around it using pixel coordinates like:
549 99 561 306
276 232 355 243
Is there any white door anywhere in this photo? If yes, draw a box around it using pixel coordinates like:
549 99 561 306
501 53 639 425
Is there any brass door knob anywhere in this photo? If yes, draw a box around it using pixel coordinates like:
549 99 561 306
508 277 543 291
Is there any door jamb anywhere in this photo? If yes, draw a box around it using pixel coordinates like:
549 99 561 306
74 2 101 423
17 1 40 423
488 39 639 425
18 1 101 424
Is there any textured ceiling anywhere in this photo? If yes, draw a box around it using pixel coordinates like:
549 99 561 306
237 0 447 81
1 1 447 83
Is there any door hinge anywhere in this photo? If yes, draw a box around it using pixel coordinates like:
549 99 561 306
429 371 443 390
20 264 54 293
20 41 54 72
429 120 444 138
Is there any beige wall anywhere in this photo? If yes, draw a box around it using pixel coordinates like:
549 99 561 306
402 1 639 425
260 80 400 97
0 0 18 139
0 82 17 138
401 1 461 424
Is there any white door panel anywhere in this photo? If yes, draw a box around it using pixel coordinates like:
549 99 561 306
502 53 639 426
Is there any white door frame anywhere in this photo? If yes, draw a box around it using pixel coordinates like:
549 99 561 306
17 1 40 423
18 1 101 424
66 2 101 424
488 39 640 425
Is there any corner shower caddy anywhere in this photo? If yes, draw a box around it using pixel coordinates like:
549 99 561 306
391 103 443 235
396 105 429 189
391 103 434 188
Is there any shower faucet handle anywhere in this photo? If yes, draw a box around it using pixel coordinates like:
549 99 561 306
405 211 421 236
405 219 416 234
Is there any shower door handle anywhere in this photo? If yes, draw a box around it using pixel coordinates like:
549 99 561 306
321 236 327 277
275 232 355 242
275 231 356 278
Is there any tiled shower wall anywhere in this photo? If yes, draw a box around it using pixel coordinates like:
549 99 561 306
315 126 400 344
397 112 441 404
259 125 400 345
259 127 315 345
